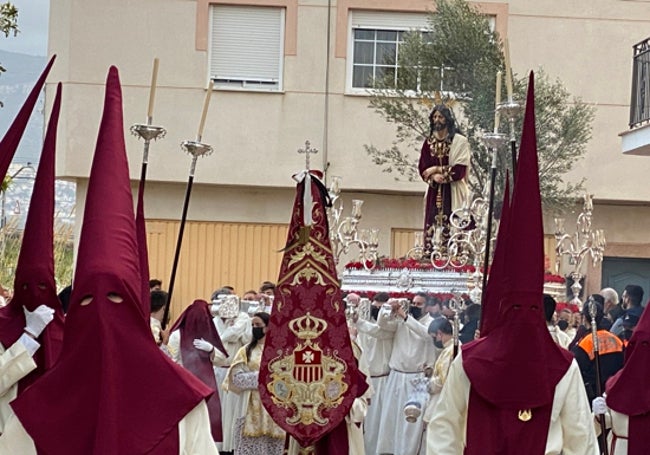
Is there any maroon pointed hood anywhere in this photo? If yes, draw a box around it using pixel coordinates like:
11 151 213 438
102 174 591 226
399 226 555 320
13 82 65 389
463 72 572 409
0 56 56 354
11 67 213 455
170 299 228 441
479 173 510 337
461 72 573 455
0 55 55 178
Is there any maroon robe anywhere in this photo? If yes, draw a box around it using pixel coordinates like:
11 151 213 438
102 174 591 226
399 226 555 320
418 136 468 250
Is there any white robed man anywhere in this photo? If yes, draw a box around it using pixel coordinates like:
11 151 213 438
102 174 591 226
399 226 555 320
375 298 437 455
0 67 219 455
591 283 650 454
351 292 395 455
212 295 252 452
428 73 598 455
423 316 455 450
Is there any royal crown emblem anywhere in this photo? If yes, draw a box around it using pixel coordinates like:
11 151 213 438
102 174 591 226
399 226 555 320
266 312 348 426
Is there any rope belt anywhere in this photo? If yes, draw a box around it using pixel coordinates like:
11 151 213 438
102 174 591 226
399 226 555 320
370 373 390 378
392 369 421 374
611 431 627 453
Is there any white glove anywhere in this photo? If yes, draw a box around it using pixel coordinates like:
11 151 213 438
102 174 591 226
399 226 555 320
592 396 608 415
193 338 214 353
24 305 55 338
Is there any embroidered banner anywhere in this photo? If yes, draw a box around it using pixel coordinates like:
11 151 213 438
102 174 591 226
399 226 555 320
258 171 366 448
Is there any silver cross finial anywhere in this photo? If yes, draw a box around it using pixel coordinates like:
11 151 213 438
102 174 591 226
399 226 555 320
297 140 318 171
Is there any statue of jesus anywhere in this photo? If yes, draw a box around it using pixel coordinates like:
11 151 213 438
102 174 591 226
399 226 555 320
418 104 471 254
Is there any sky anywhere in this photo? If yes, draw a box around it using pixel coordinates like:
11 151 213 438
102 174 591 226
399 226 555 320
0 0 49 56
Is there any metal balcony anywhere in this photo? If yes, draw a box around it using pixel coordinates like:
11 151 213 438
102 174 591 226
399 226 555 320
630 37 650 129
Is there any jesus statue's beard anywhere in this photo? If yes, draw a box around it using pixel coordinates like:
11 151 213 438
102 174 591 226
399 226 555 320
433 121 446 131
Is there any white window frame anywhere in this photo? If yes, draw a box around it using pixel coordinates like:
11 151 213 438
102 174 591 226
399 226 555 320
208 5 285 92
345 10 496 96
346 10 430 95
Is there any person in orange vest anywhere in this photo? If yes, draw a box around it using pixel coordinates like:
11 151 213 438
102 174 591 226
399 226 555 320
571 299 624 405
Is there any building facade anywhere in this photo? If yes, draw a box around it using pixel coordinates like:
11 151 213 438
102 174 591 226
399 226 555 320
47 0 650 315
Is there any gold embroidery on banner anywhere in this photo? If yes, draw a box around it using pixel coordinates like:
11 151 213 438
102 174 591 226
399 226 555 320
290 265 326 287
267 313 348 426
518 409 532 422
287 243 329 269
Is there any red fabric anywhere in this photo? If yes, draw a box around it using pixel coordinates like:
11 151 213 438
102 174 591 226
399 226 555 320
0 55 55 180
11 66 212 455
479 173 509 337
170 299 227 441
462 73 572 452
0 56 56 352
465 387 553 455
628 412 650 455
11 83 65 393
258 170 367 447
607 276 650 450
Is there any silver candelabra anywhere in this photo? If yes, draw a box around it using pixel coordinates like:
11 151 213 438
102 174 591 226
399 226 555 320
327 175 379 270
554 194 606 306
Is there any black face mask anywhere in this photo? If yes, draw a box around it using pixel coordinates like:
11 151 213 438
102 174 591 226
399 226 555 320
370 306 380 320
433 338 444 349
409 306 423 320
252 327 265 341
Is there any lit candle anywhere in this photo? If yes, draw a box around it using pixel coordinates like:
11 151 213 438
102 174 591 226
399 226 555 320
197 79 214 141
147 58 159 121
504 40 514 102
494 70 502 133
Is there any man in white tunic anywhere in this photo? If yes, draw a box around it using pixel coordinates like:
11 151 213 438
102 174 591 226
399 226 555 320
351 293 395 455
375 299 436 455
428 73 598 455
212 295 251 453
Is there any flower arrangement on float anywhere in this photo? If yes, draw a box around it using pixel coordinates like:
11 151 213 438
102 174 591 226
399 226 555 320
344 257 476 274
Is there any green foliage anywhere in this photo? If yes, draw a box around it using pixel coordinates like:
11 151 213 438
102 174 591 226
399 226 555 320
0 219 74 293
0 2 18 39
365 0 593 212
0 2 19 108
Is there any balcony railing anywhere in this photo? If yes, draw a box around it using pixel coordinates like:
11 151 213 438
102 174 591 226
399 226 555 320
630 37 650 128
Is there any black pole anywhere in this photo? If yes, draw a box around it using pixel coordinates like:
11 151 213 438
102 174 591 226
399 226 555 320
589 298 609 455
162 172 195 329
480 147 498 296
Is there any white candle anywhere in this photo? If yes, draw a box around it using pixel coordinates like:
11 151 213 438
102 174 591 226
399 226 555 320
197 79 214 140
494 70 502 133
504 40 514 102
147 58 159 120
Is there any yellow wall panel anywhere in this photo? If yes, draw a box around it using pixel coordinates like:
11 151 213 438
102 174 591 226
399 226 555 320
146 220 288 320
392 228 417 258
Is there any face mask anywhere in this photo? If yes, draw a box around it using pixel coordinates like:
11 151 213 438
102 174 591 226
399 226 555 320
433 338 444 349
252 326 265 341
409 306 422 320
370 306 380 320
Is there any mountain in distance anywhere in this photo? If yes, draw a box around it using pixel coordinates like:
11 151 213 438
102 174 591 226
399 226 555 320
0 49 75 228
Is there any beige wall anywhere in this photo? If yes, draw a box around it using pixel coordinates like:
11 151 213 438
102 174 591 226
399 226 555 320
51 0 650 295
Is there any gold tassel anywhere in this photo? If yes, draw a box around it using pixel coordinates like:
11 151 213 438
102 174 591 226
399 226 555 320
298 225 311 245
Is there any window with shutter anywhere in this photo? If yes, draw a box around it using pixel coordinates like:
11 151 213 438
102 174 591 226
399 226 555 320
209 5 285 91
